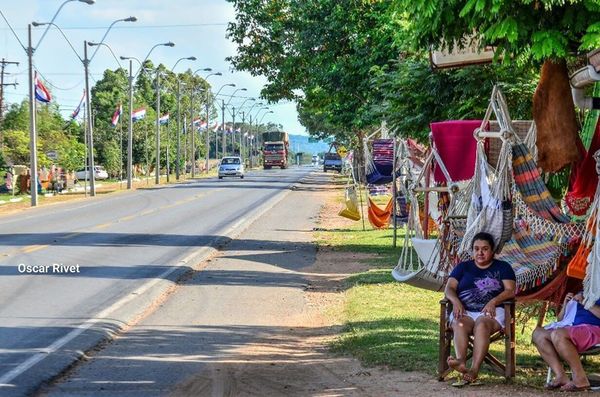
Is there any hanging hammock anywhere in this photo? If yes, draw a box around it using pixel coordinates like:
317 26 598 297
367 196 393 228
391 142 460 291
512 143 571 223
339 185 361 221
430 120 481 184
364 138 396 185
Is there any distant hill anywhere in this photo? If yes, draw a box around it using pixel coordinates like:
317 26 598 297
288 134 331 155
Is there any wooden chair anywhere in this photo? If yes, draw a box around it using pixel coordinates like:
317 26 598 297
438 298 516 380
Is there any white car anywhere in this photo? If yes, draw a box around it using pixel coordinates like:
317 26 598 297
75 166 109 181
218 157 244 179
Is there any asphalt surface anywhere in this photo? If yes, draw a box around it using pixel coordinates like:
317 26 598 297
0 166 314 396
37 169 329 396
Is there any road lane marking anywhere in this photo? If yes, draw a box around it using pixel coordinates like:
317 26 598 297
0 264 184 387
0 189 221 259
21 245 48 254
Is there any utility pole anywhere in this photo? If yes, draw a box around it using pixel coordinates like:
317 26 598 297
231 106 236 155
221 100 225 158
190 87 195 178
155 69 161 185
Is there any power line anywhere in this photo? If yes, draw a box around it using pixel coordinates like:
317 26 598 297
1 23 228 32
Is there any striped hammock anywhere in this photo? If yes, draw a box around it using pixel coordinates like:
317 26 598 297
512 143 571 223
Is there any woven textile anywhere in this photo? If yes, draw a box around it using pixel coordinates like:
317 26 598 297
497 222 561 292
365 139 395 185
367 197 393 228
430 120 481 183
566 120 600 216
512 143 571 223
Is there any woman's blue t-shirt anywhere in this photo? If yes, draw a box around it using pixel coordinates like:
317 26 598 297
449 259 516 312
574 298 600 326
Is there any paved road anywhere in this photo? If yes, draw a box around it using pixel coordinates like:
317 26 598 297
0 166 313 396
39 170 331 397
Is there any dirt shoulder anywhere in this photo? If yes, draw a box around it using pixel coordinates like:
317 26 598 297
205 176 556 397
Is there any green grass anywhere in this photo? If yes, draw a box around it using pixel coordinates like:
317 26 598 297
318 224 600 388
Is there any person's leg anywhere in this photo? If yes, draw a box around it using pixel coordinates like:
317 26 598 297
532 327 568 386
551 328 590 388
448 316 475 374
466 316 501 381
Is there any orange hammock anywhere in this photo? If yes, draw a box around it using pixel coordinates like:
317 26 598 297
367 197 393 229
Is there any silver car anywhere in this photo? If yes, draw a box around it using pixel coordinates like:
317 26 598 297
218 156 244 179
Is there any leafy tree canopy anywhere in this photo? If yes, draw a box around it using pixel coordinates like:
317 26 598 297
400 0 600 61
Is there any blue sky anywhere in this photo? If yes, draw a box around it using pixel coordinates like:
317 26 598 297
0 0 307 134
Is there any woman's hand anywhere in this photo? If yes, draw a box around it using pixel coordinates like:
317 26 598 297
482 301 496 318
452 301 466 318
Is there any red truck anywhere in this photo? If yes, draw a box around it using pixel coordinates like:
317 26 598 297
262 131 289 169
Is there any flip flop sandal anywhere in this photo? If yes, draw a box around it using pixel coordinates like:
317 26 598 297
451 379 469 388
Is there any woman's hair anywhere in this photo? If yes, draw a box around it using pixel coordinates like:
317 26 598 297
471 232 495 252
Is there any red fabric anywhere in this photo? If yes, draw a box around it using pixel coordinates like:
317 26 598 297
566 121 600 215
430 120 481 183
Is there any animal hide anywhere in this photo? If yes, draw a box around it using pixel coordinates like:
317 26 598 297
533 59 581 172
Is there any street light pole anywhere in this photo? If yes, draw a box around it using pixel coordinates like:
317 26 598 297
83 41 95 195
27 24 37 206
172 57 197 180
127 59 133 189
155 69 161 184
193 70 220 174
24 0 94 206
121 41 175 188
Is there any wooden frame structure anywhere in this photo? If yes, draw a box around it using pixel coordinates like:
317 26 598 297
438 298 516 380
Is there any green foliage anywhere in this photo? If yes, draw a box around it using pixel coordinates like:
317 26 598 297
402 0 600 61
3 129 30 165
57 139 86 172
371 57 538 142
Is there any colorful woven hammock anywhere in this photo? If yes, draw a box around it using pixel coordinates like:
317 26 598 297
512 142 571 223
497 221 562 293
365 139 395 185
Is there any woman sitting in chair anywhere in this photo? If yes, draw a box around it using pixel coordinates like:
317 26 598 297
532 291 600 391
445 231 516 384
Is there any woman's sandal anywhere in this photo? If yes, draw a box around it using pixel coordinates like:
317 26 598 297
559 382 591 392
544 381 565 390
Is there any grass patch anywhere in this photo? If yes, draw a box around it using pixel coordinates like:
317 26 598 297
321 224 600 388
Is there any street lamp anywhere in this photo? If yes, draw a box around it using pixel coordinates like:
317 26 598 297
88 41 125 185
221 87 247 157
121 42 175 189
212 83 235 163
183 67 212 179
160 56 195 184
190 69 221 176
252 107 271 165
88 41 123 68
34 15 136 197
24 0 94 206
228 97 255 158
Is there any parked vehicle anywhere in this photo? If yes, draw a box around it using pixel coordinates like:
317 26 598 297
218 156 244 179
323 152 342 173
262 130 289 169
75 166 108 181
